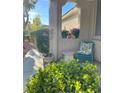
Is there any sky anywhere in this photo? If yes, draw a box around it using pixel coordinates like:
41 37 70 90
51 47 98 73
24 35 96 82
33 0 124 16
29 0 75 25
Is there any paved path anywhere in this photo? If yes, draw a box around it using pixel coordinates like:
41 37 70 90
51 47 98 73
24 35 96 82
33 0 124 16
23 57 36 90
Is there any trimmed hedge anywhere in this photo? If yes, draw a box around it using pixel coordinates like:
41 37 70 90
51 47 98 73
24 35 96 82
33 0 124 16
31 29 49 54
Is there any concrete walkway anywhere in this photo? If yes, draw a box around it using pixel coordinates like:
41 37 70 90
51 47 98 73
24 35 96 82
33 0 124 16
23 57 35 90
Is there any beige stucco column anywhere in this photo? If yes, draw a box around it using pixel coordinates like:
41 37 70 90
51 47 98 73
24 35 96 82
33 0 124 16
49 0 62 60
78 0 97 40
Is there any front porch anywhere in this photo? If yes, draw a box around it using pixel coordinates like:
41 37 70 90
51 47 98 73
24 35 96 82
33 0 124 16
49 0 101 62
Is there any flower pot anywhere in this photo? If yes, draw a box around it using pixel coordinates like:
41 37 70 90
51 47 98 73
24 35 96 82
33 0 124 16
61 30 68 38
74 32 79 38
71 28 80 38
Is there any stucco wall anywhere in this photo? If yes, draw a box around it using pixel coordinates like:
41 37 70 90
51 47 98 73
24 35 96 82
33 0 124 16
79 0 97 40
62 14 80 31
93 38 101 62
94 0 101 62
60 39 80 51
58 39 81 58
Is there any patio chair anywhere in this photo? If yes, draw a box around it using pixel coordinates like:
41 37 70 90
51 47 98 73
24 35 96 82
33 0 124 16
74 41 94 62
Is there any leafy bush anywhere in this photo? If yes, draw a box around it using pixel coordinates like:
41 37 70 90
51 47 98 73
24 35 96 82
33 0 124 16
26 60 100 93
31 29 49 54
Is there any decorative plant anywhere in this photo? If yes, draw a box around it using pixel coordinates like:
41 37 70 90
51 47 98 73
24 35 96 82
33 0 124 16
71 28 80 38
61 30 68 38
26 60 100 93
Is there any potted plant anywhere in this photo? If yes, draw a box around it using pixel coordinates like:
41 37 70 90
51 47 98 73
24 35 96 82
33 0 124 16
61 30 68 38
71 28 80 38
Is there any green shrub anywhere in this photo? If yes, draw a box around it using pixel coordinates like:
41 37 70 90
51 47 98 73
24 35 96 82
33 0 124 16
31 29 49 54
26 60 100 93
